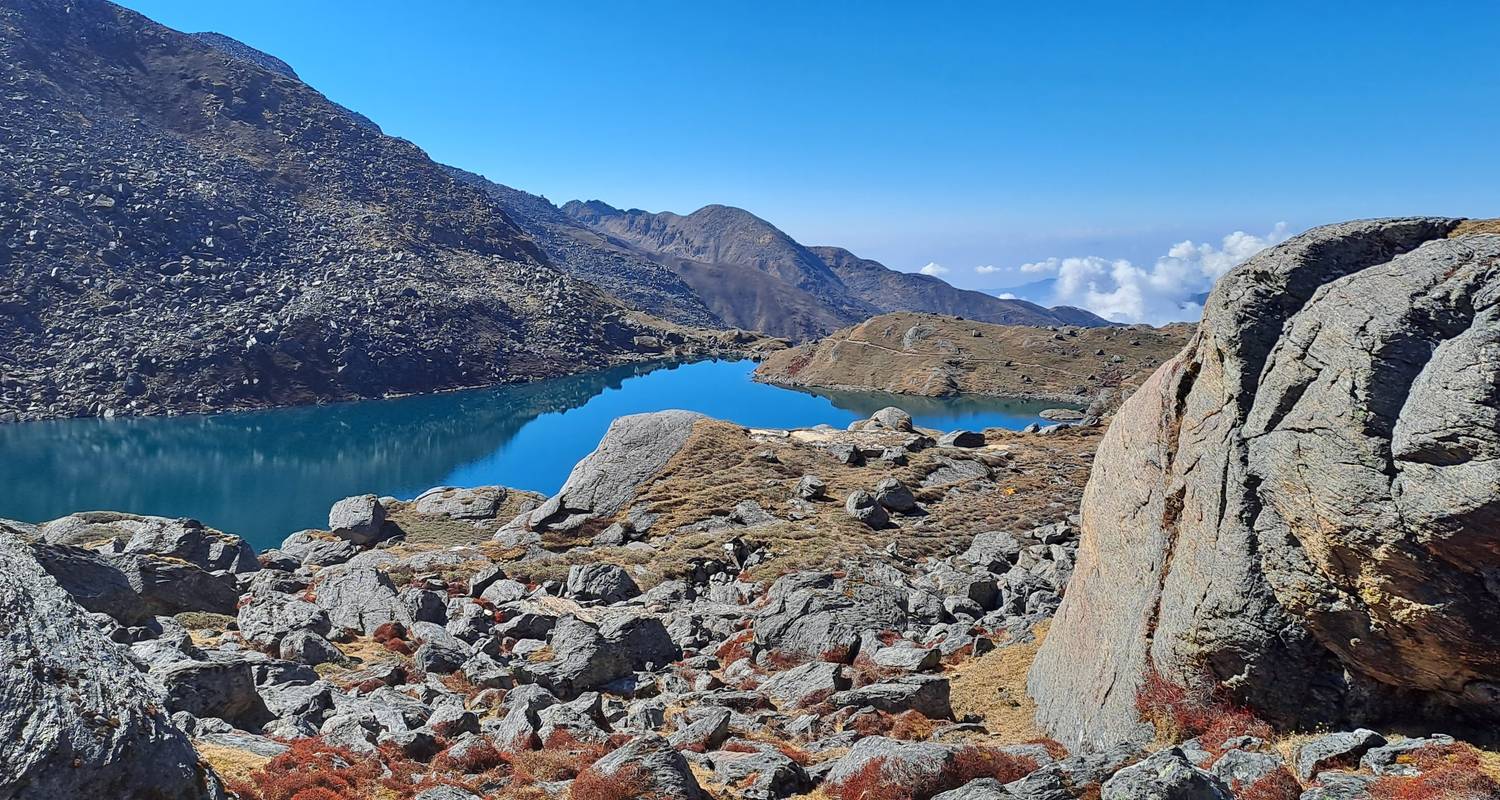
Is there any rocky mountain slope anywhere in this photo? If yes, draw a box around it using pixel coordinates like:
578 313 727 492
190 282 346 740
811 246 1106 328
754 312 1190 407
443 168 725 328
0 0 748 423
1029 217 1500 751
561 200 1108 340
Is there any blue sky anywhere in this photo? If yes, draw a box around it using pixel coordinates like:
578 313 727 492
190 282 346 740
117 1 1499 308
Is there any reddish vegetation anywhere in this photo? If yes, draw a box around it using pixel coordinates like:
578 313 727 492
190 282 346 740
716 630 755 664
505 730 615 785
372 621 414 656
570 764 652 800
1233 767 1302 800
820 644 853 663
844 710 942 742
1025 738 1071 761
431 739 505 774
225 738 480 800
1134 665 1270 751
826 746 1040 800
764 649 810 670
849 653 900 687
1367 743 1500 800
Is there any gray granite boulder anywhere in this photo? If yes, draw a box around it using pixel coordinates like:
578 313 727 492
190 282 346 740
566 562 641 605
829 674 952 719
583 732 707 800
315 566 411 635
513 410 702 533
0 525 215 798
328 494 387 544
1293 729 1386 781
1029 218 1500 750
1100 747 1231 800
844 490 890 528
238 590 331 650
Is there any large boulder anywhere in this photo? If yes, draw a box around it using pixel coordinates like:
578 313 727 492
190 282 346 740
40 512 256 573
327 494 387 545
1030 218 1500 750
580 733 707 800
314 567 411 636
511 410 702 533
33 543 240 620
0 525 215 798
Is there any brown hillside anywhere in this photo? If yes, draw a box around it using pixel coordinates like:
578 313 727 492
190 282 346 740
753 312 1191 407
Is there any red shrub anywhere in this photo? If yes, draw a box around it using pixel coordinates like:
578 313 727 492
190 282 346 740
716 630 755 664
1367 743 1500 800
1134 665 1269 750
764 649 810 670
889 711 939 741
226 738 383 800
850 653 900 687
570 764 652 800
828 756 911 800
820 644 852 663
432 739 506 774
372 621 408 642
947 745 1038 785
1025 738 1070 760
774 741 814 766
1233 767 1302 800
505 730 614 784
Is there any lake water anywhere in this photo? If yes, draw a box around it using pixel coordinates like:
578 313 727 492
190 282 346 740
0 359 1064 550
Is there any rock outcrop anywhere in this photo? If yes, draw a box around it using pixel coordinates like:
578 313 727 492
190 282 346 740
0 524 215 798
511 410 703 534
1029 218 1500 749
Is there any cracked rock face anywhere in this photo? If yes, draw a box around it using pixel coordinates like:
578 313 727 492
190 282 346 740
0 524 215 798
1030 218 1500 750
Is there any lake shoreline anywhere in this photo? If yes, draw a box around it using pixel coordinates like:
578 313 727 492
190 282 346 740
0 349 762 427
0 359 1064 549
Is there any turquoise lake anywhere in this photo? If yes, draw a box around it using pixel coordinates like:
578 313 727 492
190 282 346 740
0 359 1064 550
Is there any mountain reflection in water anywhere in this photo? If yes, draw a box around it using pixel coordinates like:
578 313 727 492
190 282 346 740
0 359 1066 549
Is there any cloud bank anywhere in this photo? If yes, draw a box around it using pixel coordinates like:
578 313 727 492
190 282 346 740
919 262 949 276
1018 223 1290 324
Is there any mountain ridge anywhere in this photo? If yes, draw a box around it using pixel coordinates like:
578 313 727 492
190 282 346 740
561 198 1108 339
0 0 745 422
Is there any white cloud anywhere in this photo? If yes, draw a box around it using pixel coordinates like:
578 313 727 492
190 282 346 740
974 265 999 274
1018 223 1290 325
918 262 949 276
996 292 1018 300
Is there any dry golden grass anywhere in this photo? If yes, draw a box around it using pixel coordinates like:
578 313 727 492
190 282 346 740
384 487 546 547
949 621 1051 743
195 740 275 786
367 417 1100 596
756 312 1191 404
1450 218 1500 237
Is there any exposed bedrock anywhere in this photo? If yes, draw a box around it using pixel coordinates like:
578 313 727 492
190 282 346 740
1029 217 1500 749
